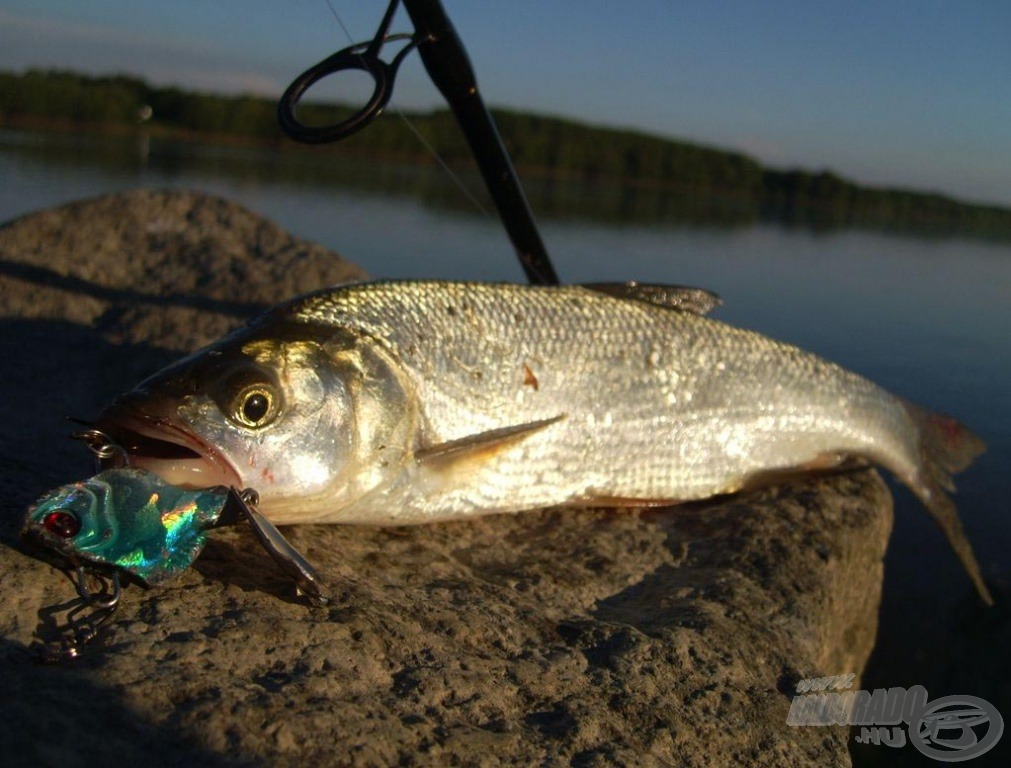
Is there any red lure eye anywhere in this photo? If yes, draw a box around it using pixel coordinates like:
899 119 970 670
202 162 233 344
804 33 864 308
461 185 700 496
43 510 81 538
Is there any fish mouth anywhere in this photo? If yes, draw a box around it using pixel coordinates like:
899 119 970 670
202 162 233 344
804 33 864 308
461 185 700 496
95 405 241 491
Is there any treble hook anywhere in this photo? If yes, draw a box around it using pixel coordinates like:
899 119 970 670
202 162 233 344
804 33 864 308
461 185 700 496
278 0 421 144
68 422 128 468
31 566 122 663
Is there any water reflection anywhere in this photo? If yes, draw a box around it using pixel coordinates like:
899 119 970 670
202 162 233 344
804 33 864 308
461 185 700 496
0 129 888 232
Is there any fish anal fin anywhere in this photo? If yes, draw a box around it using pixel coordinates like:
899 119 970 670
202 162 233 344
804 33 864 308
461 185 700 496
582 282 722 315
733 453 868 494
578 455 866 512
416 415 565 470
577 494 684 509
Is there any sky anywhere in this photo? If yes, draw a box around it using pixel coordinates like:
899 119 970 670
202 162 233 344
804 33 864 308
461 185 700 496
2 0 1010 206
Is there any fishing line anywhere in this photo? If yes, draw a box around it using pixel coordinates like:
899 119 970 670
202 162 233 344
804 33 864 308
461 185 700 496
320 0 490 216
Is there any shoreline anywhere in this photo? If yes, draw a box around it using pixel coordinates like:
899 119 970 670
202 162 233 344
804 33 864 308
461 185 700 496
5 117 1009 242
4 67 1011 242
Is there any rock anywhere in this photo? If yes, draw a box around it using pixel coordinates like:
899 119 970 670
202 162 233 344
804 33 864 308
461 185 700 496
0 190 891 767
0 187 367 350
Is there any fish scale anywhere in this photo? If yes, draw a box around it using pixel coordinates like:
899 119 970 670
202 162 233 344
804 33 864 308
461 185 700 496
287 282 914 504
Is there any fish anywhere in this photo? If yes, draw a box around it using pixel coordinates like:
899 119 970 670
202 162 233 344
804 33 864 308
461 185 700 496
90 280 991 604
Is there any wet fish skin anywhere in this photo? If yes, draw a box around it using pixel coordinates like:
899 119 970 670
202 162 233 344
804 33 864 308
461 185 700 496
96 280 991 603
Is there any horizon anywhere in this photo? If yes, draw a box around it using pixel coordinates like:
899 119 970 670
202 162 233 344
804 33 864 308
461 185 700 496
2 1 1009 208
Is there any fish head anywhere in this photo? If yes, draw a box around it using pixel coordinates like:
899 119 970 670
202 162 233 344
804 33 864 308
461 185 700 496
95 319 417 518
21 468 226 583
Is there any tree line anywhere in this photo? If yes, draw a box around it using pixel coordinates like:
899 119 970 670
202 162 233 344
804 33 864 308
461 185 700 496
3 68 1010 239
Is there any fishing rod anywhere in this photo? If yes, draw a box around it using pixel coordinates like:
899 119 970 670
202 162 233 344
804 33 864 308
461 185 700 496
277 0 559 286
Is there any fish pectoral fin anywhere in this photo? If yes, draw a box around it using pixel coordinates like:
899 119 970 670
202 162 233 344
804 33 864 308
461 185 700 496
581 281 723 315
416 415 566 469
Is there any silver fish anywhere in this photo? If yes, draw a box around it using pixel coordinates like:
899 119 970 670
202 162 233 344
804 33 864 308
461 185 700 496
95 280 991 603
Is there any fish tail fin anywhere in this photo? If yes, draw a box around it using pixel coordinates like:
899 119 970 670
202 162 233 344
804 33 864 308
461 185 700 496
905 400 986 481
902 400 993 605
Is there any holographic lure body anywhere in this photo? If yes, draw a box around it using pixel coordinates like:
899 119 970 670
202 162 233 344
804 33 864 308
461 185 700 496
22 468 228 584
23 465 326 606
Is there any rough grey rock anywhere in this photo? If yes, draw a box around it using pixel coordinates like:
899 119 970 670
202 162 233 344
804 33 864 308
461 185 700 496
0 190 891 767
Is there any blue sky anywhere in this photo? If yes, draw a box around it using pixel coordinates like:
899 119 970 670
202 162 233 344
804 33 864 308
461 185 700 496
2 0 1010 206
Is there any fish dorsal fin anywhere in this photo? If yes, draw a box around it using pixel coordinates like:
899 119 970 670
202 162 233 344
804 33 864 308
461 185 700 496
416 415 565 468
582 282 722 315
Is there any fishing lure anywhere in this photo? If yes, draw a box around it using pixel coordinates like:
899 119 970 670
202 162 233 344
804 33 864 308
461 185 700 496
22 459 326 661
24 467 229 584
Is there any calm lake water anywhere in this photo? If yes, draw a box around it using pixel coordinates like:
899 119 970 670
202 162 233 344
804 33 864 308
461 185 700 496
2 129 1009 724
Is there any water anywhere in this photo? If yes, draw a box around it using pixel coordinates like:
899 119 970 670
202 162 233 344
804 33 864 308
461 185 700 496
3 129 1010 725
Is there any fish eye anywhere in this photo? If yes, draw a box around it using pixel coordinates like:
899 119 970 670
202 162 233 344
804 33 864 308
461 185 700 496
43 510 81 538
231 385 279 429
